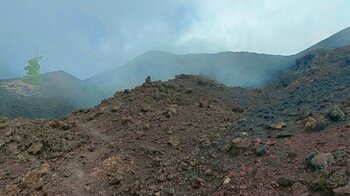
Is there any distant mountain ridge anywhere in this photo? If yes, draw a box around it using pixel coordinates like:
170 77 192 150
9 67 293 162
0 71 106 118
86 27 350 95
1 27 350 118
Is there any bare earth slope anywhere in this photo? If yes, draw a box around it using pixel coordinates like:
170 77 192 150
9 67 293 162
1 46 350 195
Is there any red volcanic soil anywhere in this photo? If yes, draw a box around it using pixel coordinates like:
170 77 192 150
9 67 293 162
1 46 350 195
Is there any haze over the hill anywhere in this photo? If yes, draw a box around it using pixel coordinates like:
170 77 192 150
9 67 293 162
87 27 350 94
1 0 350 79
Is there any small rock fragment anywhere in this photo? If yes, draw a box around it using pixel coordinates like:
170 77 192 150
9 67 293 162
21 170 45 190
277 176 296 187
255 145 267 156
232 105 244 113
204 169 213 175
276 131 294 138
28 142 43 155
110 106 120 112
0 139 5 147
85 185 94 193
141 105 151 112
168 137 180 146
270 122 287 130
239 132 249 137
223 177 231 185
163 188 175 195
154 191 161 196
109 174 123 186
199 100 210 108
168 107 177 115
38 162 50 175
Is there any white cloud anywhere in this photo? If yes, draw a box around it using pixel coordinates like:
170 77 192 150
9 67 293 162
1 0 350 79
176 0 350 54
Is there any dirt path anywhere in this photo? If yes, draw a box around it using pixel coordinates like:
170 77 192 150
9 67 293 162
45 117 115 195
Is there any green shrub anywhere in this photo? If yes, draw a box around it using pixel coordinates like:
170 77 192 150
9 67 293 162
22 56 43 85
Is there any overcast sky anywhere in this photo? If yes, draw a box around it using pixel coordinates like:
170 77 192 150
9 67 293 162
1 0 350 79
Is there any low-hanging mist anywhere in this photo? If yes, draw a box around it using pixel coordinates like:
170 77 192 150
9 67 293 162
87 27 350 95
1 0 350 79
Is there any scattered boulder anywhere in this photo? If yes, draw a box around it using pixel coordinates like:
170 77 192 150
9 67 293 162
310 170 348 192
304 116 327 131
328 105 346 121
306 152 334 170
305 151 317 167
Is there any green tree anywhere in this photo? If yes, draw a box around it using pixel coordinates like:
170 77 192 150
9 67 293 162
22 56 43 84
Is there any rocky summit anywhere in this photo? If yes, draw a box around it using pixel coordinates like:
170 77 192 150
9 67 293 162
1 46 350 195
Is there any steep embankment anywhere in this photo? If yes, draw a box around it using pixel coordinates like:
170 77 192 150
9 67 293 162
1 45 350 195
0 71 106 118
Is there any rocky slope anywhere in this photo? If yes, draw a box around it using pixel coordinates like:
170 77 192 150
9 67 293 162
1 46 350 195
